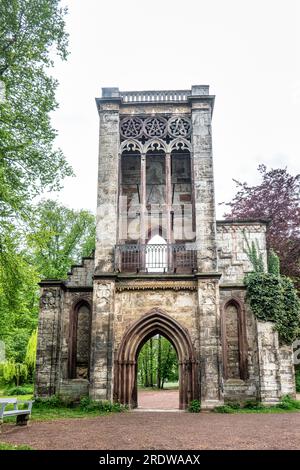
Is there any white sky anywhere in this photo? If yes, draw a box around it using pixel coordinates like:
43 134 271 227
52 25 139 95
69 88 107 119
50 0 300 218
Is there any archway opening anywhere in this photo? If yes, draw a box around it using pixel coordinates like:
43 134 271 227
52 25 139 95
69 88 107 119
113 309 199 410
137 333 179 410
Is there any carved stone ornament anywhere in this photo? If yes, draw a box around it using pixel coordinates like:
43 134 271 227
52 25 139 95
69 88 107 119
143 117 168 137
168 117 191 138
120 117 143 138
116 280 197 291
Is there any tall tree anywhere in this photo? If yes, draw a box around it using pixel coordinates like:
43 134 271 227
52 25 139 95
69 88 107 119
223 165 300 283
27 199 96 279
0 0 73 313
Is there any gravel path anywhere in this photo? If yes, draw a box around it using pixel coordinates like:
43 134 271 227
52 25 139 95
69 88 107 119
138 389 179 409
1 411 299 450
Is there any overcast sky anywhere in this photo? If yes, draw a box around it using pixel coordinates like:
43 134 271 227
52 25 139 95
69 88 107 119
50 0 300 218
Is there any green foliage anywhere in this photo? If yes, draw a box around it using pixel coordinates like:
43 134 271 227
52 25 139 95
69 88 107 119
0 0 72 331
243 400 265 410
243 234 264 273
0 0 72 220
24 329 37 380
79 397 127 413
138 335 178 389
0 442 33 450
0 360 28 386
268 249 280 275
6 384 33 396
27 200 96 279
188 399 201 413
214 405 234 413
277 395 300 410
245 272 300 344
295 369 300 393
33 395 73 408
214 396 300 413
225 401 241 409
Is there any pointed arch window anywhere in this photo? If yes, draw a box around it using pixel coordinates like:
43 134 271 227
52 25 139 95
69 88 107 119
222 299 248 380
68 300 91 379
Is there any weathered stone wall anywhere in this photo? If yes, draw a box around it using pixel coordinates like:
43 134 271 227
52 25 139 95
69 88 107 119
256 322 296 402
217 222 267 283
95 102 120 272
278 345 296 397
191 99 217 272
220 288 259 401
113 287 199 355
65 257 94 288
89 280 115 400
224 303 240 379
76 304 91 379
197 277 223 408
35 286 63 397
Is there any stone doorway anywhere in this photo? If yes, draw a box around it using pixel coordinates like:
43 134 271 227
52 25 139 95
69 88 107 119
113 309 199 409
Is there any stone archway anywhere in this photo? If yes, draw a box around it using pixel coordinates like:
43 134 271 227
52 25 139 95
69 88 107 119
113 309 199 409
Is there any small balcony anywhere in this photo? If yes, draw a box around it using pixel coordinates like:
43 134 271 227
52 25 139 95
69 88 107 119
114 243 197 274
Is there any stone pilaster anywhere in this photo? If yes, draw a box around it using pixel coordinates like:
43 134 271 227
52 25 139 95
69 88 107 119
278 344 296 398
89 279 115 400
35 286 63 397
190 86 217 272
197 276 224 408
95 91 120 272
256 321 280 403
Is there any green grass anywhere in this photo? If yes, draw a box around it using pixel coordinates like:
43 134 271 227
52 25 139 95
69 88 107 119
138 381 179 391
0 442 33 450
214 396 300 414
0 393 127 422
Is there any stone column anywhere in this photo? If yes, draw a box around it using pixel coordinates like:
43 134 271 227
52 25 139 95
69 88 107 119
35 285 63 397
190 85 217 272
197 276 224 408
95 89 120 273
140 153 146 243
256 321 280 403
89 279 115 400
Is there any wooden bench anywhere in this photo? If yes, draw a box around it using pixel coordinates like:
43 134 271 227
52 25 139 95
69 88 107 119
0 398 34 427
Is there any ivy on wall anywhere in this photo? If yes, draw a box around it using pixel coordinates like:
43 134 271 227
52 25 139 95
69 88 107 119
243 234 300 345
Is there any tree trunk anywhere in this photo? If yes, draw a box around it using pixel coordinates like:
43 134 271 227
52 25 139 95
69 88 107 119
157 335 161 389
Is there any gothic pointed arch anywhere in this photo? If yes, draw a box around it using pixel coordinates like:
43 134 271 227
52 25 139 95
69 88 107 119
221 297 248 381
68 299 92 379
120 138 143 154
114 308 199 409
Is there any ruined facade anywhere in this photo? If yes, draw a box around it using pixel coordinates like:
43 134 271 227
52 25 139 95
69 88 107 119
35 86 295 409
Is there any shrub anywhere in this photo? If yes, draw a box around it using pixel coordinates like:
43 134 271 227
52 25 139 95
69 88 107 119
225 401 241 409
245 272 300 344
243 400 266 410
214 405 234 413
33 395 73 408
6 385 33 396
295 369 300 393
188 399 201 413
277 395 300 410
79 397 126 413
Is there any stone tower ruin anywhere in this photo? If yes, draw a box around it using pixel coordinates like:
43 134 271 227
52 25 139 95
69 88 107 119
35 86 296 409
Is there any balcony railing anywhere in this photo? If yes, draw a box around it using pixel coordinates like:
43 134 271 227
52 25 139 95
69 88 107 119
114 243 197 273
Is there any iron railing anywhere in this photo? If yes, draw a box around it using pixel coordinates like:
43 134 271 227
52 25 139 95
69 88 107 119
114 243 197 273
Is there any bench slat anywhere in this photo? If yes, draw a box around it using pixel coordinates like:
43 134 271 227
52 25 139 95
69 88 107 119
3 410 30 416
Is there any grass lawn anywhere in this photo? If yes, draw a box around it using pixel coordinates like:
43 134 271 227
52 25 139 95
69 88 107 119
0 442 33 450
